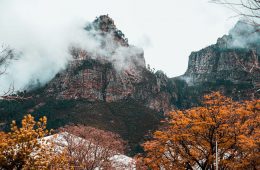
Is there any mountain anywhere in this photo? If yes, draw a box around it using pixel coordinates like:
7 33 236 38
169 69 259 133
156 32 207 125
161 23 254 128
44 15 176 112
0 15 177 155
174 21 260 108
0 17 259 155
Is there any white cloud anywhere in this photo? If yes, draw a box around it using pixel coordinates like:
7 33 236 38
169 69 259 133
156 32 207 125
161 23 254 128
0 0 238 93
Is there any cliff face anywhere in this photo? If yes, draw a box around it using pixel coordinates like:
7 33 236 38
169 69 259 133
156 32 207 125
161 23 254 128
184 46 259 84
45 57 174 112
44 15 176 112
175 21 260 106
184 21 260 85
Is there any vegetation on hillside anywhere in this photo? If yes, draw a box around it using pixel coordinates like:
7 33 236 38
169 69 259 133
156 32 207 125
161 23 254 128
0 98 161 155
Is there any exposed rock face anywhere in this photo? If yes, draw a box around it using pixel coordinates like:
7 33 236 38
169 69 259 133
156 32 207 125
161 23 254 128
182 21 260 94
184 46 259 84
175 21 260 105
44 15 176 112
44 19 259 111
45 58 174 112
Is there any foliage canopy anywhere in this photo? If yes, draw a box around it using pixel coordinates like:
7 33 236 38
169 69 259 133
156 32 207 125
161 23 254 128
143 92 260 170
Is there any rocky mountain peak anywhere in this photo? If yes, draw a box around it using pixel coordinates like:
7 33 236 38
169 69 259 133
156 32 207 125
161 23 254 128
85 15 129 47
43 16 176 112
178 21 260 102
230 20 257 36
92 15 117 32
217 20 260 49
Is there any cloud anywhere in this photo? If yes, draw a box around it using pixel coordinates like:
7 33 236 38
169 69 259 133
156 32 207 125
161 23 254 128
228 20 260 48
0 0 239 94
0 0 145 94
0 0 91 93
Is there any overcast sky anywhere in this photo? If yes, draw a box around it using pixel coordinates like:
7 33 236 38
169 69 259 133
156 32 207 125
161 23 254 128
0 0 238 80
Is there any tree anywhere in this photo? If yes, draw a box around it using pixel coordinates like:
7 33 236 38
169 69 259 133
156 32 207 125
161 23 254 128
0 116 131 169
0 45 14 75
212 0 260 28
54 125 127 170
0 114 65 169
0 45 14 98
142 92 260 170
0 45 30 100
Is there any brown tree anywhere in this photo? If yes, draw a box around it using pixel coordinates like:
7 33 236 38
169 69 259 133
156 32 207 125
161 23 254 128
142 92 260 170
54 125 127 170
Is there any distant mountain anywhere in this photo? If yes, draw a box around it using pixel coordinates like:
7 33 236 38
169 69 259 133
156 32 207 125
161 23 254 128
174 21 260 108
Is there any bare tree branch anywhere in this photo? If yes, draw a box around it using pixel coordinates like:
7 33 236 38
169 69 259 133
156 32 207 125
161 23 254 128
211 0 260 28
0 45 13 75
54 125 129 169
0 45 32 100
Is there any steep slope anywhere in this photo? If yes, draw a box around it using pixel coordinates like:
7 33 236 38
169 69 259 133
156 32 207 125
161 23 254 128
44 15 176 112
175 21 260 108
184 21 259 84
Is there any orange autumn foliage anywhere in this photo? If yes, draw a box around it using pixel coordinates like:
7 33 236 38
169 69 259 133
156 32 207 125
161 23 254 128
0 114 68 170
143 92 260 170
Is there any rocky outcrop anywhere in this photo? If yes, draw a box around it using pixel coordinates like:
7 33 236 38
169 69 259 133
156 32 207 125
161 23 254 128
44 19 260 111
183 46 259 85
44 15 176 112
45 58 175 112
184 21 259 85
176 21 260 104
